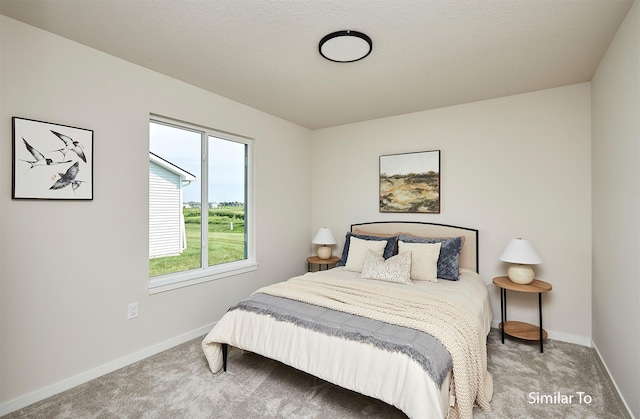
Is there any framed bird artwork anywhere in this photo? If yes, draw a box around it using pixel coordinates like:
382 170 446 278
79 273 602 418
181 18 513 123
12 117 94 200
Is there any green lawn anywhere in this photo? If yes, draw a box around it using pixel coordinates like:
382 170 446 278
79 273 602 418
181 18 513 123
149 207 246 277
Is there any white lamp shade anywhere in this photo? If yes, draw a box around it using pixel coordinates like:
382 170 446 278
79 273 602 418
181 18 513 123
312 228 337 245
313 228 336 260
499 238 542 265
499 238 542 284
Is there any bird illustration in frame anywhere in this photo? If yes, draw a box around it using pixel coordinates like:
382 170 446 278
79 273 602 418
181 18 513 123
12 117 93 200
20 138 71 169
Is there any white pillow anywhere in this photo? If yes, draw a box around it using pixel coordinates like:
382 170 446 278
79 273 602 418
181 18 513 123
398 240 441 282
344 236 388 272
360 249 413 284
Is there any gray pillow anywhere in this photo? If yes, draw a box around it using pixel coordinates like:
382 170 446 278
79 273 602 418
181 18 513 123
337 232 398 267
397 235 463 280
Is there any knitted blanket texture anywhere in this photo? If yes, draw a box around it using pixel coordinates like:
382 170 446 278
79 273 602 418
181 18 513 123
255 275 491 419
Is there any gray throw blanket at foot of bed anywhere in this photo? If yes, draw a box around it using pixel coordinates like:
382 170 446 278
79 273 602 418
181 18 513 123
230 293 453 387
253 276 492 419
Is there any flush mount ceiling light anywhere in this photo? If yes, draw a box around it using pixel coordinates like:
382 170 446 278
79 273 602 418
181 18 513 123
319 30 372 63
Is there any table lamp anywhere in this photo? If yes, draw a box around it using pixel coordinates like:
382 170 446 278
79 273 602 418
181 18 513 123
312 227 337 259
499 238 542 284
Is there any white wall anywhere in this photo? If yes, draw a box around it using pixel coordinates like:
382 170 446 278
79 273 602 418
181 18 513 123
591 1 640 416
0 16 312 412
311 84 592 344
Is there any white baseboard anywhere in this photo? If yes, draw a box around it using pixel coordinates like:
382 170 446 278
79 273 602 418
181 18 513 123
490 320 591 347
0 323 215 417
591 341 636 419
489 321 633 418
4 323 630 418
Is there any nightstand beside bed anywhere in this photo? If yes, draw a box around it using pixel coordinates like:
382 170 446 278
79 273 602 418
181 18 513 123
492 276 552 353
307 255 340 272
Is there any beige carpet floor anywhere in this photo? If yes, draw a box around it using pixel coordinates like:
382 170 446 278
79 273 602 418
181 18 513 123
3 329 630 418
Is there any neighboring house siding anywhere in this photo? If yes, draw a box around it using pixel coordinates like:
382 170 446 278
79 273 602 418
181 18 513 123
149 161 183 258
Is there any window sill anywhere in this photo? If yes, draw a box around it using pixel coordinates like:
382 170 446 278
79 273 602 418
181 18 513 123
148 260 258 295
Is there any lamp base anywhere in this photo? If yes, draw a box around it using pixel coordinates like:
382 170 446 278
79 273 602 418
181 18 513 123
317 246 332 260
507 264 535 284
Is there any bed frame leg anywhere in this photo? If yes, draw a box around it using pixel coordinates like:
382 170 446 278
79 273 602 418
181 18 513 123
222 343 228 372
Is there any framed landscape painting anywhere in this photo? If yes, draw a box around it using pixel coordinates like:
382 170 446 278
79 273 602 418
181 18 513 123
379 150 440 213
12 117 93 200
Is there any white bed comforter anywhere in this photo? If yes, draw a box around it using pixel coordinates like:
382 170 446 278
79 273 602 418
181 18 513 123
202 267 493 419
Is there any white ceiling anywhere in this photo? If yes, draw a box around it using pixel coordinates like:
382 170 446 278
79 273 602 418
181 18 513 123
0 0 634 129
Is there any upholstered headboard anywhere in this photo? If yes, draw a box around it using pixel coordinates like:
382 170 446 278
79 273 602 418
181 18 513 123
350 221 479 273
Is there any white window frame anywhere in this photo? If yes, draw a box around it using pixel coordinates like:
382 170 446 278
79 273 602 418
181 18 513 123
148 115 257 294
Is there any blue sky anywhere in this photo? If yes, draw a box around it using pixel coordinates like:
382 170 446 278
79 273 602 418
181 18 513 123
150 122 245 203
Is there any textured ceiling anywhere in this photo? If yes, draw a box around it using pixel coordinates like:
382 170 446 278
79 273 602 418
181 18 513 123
0 0 634 129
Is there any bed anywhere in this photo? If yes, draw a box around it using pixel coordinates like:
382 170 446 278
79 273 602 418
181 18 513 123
202 221 493 419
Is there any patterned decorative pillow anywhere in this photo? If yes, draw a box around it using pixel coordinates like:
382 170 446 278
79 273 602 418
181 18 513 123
398 241 441 282
344 236 388 272
337 232 398 267
360 249 412 284
398 235 463 280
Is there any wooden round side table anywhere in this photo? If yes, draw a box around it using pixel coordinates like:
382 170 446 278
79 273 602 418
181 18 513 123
492 276 552 352
307 255 340 272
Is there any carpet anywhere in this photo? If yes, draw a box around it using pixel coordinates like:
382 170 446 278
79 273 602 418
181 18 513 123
3 329 630 418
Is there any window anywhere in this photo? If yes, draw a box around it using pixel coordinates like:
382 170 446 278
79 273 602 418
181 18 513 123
148 116 255 293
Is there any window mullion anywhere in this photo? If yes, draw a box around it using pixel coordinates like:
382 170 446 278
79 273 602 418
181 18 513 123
201 132 208 269
244 146 249 259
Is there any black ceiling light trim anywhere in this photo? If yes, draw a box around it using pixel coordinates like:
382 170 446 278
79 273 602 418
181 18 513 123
319 30 373 63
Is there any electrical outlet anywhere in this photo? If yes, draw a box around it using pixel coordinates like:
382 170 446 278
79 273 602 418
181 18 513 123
128 303 139 319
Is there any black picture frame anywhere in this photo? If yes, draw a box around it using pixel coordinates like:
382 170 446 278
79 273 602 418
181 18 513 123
12 117 94 200
379 150 440 213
